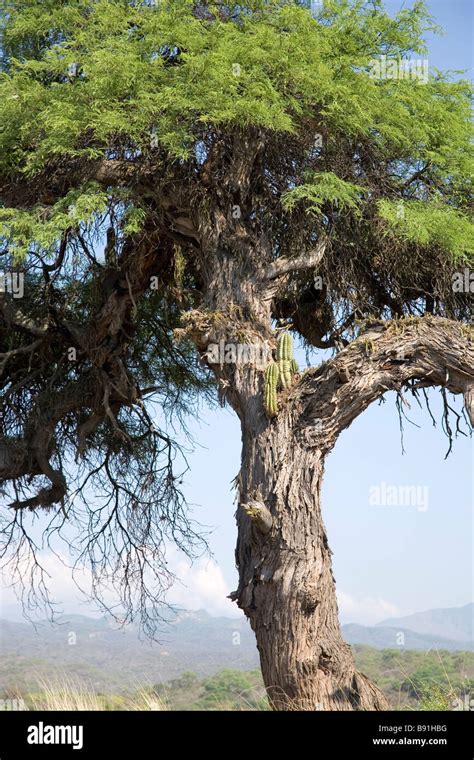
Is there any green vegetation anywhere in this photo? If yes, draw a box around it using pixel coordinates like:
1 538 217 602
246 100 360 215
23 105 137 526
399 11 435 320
351 646 474 710
153 669 267 711
1 0 472 260
2 649 472 711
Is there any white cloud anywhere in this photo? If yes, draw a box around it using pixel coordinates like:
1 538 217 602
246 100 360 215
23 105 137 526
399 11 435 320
166 548 240 618
337 590 408 626
0 548 241 620
4 548 406 626
0 551 106 620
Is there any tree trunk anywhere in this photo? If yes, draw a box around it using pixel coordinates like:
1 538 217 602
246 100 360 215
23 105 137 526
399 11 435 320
188 241 390 710
234 399 388 711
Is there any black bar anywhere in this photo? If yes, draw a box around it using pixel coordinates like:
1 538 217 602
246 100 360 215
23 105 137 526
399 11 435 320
0 710 472 757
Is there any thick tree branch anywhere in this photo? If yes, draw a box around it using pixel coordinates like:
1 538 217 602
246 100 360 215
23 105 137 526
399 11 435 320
0 294 49 337
0 160 115 209
293 316 473 452
224 131 265 200
263 237 327 282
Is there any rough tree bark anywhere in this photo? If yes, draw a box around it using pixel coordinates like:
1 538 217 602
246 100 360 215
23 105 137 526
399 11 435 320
236 409 389 711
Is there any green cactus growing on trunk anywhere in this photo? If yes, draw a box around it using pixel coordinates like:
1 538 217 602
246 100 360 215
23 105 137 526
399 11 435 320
263 333 299 417
277 359 292 388
264 361 279 417
277 332 293 362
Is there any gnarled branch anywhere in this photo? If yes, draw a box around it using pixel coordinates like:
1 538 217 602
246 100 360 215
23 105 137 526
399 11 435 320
263 236 328 282
293 316 473 452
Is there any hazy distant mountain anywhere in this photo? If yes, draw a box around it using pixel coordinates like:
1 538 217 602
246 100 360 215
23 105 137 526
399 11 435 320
0 609 259 692
343 623 472 651
378 603 473 643
0 604 472 694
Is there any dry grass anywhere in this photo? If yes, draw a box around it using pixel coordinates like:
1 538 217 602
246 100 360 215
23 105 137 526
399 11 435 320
28 676 168 711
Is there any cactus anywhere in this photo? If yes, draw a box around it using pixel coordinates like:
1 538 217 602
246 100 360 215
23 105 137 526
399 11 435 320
277 332 293 362
264 333 299 416
264 361 279 417
277 333 298 384
278 359 292 389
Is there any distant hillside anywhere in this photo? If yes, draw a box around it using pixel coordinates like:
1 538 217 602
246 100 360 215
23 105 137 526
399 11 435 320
0 610 259 693
343 623 472 651
0 604 472 694
378 603 473 643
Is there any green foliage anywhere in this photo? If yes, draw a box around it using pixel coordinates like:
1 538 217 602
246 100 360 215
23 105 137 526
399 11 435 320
0 184 109 258
378 200 474 259
0 0 471 264
168 671 199 690
352 646 474 710
401 662 455 698
200 668 264 708
0 0 314 173
282 172 366 216
155 668 268 711
416 685 458 712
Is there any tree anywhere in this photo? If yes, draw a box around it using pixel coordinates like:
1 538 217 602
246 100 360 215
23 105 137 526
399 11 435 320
0 0 472 710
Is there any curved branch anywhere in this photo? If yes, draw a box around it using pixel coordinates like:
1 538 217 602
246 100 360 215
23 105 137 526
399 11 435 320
293 316 473 452
263 236 327 282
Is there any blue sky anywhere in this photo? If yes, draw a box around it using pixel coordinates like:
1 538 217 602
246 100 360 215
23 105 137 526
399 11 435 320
1 0 472 626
